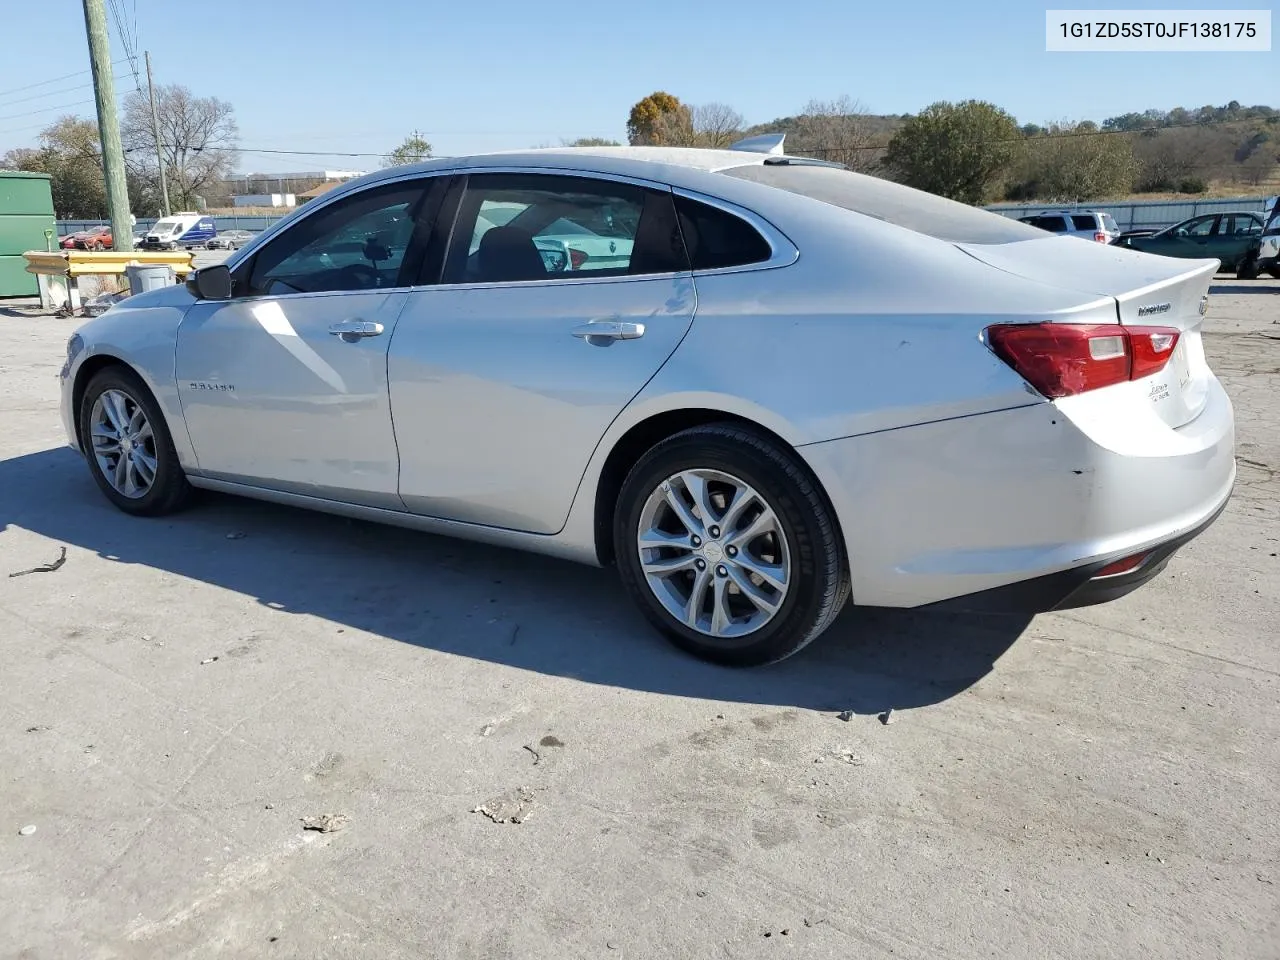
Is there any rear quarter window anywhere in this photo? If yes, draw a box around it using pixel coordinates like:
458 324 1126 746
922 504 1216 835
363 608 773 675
721 164 1049 244
1071 215 1098 231
674 196 772 270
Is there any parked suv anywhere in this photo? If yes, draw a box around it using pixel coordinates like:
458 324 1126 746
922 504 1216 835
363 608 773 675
1018 210 1120 243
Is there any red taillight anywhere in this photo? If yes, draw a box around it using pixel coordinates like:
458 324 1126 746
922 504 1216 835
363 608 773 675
1094 552 1149 578
568 248 588 270
1094 231 1107 243
985 323 1180 399
1128 328 1180 380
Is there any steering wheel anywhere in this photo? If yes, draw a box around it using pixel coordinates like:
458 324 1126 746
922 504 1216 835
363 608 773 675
338 263 380 289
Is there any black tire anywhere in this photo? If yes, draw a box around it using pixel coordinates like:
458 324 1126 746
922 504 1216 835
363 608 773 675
1237 255 1259 280
614 424 849 667
79 366 193 516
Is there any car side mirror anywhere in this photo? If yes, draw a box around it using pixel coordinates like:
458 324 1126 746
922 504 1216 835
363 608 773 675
186 264 232 300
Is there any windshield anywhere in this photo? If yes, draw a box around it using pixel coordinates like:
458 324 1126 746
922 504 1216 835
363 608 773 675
152 218 184 235
722 163 1047 244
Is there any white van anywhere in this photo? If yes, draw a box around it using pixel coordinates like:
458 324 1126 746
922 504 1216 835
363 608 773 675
140 213 217 250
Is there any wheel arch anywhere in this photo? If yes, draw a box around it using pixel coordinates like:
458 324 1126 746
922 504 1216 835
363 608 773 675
70 353 186 464
71 353 136 452
590 407 847 571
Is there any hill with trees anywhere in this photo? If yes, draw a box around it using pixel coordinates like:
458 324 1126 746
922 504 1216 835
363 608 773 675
620 92 1280 204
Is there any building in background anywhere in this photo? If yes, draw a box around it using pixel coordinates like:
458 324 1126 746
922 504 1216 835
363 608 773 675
214 169 365 204
232 193 296 208
295 181 346 204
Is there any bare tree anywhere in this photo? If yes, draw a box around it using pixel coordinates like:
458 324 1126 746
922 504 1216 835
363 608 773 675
789 96 876 170
122 84 238 211
691 103 745 148
647 102 745 148
1238 146 1278 186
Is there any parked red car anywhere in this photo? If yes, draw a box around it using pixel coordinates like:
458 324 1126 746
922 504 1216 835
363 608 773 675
72 225 113 251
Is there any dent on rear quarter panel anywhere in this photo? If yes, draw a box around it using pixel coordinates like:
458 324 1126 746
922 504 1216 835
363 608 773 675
74 288 199 471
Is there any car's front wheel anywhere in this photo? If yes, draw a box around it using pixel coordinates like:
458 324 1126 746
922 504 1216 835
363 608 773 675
79 367 192 516
614 424 849 666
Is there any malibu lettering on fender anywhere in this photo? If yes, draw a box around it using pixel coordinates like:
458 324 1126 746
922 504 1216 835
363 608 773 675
1136 302 1172 317
187 382 235 392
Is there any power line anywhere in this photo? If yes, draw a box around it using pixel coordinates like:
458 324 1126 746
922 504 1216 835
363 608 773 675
0 80 97 108
106 0 142 91
0 75 128 109
0 98 100 122
0 59 131 99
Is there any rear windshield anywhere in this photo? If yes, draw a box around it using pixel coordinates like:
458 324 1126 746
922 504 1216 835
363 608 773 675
1101 213 1119 231
720 163 1048 244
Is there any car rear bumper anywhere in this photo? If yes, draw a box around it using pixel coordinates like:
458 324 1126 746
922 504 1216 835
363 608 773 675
799 375 1235 609
920 490 1229 613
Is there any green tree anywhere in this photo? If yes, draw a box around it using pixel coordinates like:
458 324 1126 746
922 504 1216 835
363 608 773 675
2 115 109 218
884 100 1022 203
384 130 433 167
1007 122 1136 201
626 92 688 145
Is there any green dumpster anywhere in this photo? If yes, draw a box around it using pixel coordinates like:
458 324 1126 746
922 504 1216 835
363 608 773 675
0 171 55 298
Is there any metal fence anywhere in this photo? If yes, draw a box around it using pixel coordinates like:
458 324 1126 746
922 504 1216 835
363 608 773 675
55 213 288 237
985 195 1276 232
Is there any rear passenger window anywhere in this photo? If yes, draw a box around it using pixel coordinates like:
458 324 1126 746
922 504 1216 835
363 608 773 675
1071 215 1097 231
674 196 772 270
443 173 686 284
1024 216 1067 232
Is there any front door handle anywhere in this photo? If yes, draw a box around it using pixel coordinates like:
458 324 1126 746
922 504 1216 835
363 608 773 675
570 320 645 341
328 319 385 342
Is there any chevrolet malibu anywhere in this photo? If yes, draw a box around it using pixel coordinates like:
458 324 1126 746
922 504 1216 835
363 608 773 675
58 145 1235 666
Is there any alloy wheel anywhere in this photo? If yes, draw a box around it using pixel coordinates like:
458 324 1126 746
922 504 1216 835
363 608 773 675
636 469 792 640
89 389 158 499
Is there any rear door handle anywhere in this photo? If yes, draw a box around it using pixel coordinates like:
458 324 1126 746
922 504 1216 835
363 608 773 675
328 319 385 342
570 320 645 341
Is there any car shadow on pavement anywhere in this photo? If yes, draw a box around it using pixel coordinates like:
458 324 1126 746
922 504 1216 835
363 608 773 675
0 447 1031 713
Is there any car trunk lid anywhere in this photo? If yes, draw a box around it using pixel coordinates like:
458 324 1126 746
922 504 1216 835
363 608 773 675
957 237 1217 428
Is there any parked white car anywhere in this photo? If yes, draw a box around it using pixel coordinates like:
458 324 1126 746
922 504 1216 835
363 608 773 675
58 145 1234 665
1019 210 1121 243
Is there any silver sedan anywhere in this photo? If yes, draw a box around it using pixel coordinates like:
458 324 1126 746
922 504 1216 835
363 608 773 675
58 145 1235 665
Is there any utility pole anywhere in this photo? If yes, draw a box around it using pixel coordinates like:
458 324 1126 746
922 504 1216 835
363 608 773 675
81 0 133 252
145 52 170 217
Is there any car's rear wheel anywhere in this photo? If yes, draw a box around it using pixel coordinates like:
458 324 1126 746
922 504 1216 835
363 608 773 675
79 367 192 516
614 424 849 666
91 240 105 252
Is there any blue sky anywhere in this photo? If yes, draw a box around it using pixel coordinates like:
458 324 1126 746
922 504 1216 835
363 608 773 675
0 0 1275 173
